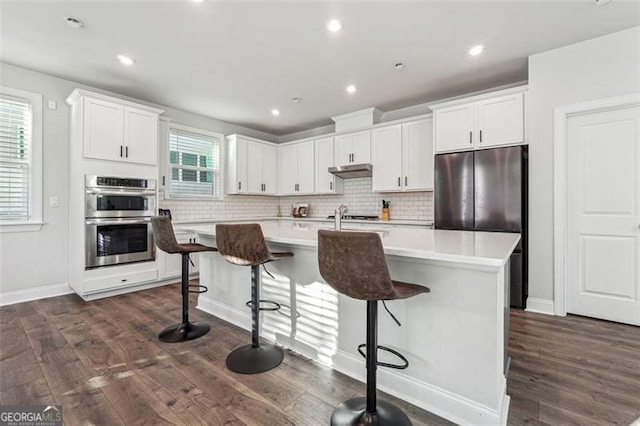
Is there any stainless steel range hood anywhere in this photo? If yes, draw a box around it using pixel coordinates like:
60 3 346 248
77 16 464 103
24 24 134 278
328 163 373 179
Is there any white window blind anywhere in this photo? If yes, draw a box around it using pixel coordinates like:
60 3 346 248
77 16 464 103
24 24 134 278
169 128 221 198
0 94 32 222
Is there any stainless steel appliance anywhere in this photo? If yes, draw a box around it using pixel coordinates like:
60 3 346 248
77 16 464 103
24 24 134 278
434 146 528 308
85 175 156 269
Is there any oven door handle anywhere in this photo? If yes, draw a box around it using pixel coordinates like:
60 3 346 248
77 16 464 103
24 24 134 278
86 189 156 196
85 217 151 226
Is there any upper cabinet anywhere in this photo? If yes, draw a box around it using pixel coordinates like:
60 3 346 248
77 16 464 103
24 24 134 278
334 130 371 166
315 137 344 194
226 134 278 195
66 89 163 166
371 118 433 192
430 86 526 153
278 141 315 195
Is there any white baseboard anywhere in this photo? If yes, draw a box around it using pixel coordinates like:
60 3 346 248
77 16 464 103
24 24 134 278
0 282 73 306
331 349 507 425
196 295 251 331
525 297 555 315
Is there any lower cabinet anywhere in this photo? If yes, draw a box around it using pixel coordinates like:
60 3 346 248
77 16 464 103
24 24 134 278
158 232 200 279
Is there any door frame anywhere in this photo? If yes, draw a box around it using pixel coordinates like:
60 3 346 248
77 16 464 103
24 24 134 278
553 92 640 316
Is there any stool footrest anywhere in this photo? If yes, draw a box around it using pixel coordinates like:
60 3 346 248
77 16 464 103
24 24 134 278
245 299 281 311
357 344 409 370
188 284 208 294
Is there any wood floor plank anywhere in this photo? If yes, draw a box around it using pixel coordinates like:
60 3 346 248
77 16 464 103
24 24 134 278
7 283 638 426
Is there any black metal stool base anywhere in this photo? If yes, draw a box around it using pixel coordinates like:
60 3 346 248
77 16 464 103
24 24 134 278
159 321 210 343
226 343 284 374
330 397 412 426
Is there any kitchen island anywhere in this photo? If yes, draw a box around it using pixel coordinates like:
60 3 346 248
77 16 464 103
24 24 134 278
185 219 519 425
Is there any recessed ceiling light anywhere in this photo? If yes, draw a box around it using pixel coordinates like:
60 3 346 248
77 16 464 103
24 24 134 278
291 97 301 103
468 45 484 56
394 62 405 70
117 55 135 66
327 19 342 33
65 17 84 28
346 84 356 94
271 109 281 116
192 0 204 3
594 0 611 4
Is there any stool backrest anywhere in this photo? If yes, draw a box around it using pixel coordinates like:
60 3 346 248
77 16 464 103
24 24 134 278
318 230 397 301
151 216 181 254
215 223 272 266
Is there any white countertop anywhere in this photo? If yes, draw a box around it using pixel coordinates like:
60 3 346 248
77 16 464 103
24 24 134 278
182 219 520 269
173 216 433 227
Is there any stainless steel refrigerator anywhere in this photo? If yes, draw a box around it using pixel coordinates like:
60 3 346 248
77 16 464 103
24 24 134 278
434 146 528 308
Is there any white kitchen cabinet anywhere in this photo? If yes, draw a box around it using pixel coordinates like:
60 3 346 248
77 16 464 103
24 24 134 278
226 135 278 195
431 86 526 153
334 130 371 166
315 137 343 194
159 232 200 279
76 92 161 165
278 141 315 195
371 118 433 192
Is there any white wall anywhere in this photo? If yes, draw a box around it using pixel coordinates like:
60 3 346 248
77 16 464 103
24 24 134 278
527 26 640 304
0 62 278 295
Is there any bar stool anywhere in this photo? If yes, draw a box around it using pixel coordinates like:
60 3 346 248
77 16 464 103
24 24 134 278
216 223 293 374
151 216 217 343
318 229 430 426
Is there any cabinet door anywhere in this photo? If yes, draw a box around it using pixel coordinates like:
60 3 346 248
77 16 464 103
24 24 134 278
351 130 371 163
246 141 263 193
296 141 315 194
434 104 474 153
278 144 298 195
235 137 248 193
124 107 158 165
315 137 336 193
334 134 352 166
262 144 277 194
475 93 524 149
403 118 433 191
83 98 124 161
372 125 403 192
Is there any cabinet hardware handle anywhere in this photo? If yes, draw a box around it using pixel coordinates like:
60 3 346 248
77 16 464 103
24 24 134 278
469 131 472 145
125 146 129 158
120 145 123 157
330 181 333 190
121 279 127 282
405 176 408 186
398 177 401 187
162 176 165 186
480 130 483 143
238 181 241 190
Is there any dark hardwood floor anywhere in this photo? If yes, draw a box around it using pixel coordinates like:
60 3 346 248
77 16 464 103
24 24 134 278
1 282 638 425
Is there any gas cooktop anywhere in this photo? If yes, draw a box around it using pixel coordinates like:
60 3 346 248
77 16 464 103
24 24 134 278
326 215 380 221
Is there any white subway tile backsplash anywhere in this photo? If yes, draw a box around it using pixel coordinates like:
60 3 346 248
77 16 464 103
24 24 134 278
159 177 433 222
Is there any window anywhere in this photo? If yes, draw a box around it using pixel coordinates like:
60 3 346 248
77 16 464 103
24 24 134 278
0 86 43 231
168 125 222 199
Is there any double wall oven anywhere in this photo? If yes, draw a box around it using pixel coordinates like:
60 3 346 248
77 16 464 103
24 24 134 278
85 175 156 269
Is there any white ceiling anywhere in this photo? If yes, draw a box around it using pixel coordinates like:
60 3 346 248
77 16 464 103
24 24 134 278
1 1 639 136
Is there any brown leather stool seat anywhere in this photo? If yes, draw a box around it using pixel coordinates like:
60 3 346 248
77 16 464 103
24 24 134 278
151 216 217 342
216 223 293 374
318 229 430 426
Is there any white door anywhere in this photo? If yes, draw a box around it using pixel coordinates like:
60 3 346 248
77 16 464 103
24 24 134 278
567 105 640 325
351 130 371 163
334 134 352 165
371 124 402 192
124 106 158 165
403 118 433 191
278 144 298 195
296 141 315 194
262 144 277 195
246 141 263 194
315 137 335 193
434 104 474 153
83 98 124 162
475 93 524 149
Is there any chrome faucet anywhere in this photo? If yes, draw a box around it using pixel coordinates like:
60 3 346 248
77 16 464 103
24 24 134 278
334 204 348 230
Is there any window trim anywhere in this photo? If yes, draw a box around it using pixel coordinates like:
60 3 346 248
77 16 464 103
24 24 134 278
165 123 225 201
0 86 43 233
